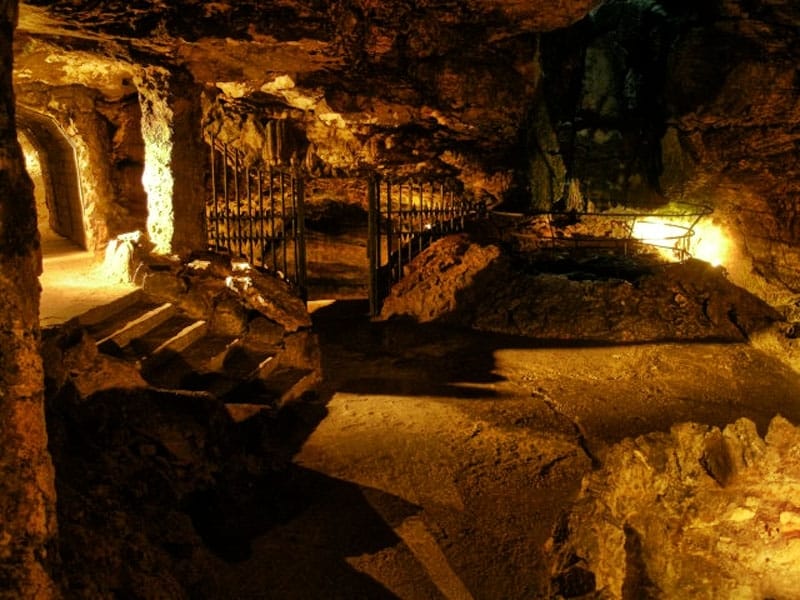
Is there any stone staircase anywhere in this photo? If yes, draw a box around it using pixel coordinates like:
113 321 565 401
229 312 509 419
78 289 318 422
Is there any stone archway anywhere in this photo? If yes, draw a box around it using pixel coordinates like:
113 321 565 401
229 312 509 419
16 105 85 249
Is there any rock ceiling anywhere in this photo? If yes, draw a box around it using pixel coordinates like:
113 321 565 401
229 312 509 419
13 0 598 182
13 0 800 301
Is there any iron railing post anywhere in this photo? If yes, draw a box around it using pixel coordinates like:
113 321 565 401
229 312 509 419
368 175 380 316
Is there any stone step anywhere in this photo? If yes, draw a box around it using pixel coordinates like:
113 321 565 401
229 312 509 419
221 342 280 381
223 367 318 422
145 320 209 367
77 289 144 328
85 297 162 342
173 334 241 373
260 367 319 406
126 313 199 359
203 353 278 400
96 302 177 351
143 340 278 398
141 335 240 389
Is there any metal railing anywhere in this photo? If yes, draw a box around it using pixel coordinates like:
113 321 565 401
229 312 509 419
367 175 482 314
206 138 307 297
499 201 713 262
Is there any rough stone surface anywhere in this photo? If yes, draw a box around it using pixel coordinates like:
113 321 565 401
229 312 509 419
0 1 58 596
131 252 317 374
46 381 284 599
9 0 800 313
41 324 147 399
548 415 800 599
13 0 599 220
381 234 780 342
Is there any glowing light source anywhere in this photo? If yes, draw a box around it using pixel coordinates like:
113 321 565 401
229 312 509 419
632 218 730 267
690 221 729 267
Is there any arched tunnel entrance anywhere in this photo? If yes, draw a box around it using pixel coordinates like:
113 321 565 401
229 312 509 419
16 105 86 249
17 105 135 326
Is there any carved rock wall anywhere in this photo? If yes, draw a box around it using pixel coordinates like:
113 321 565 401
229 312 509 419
0 0 58 596
16 81 147 252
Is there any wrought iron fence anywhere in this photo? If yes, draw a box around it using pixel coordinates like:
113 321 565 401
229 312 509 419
206 138 307 297
367 175 482 314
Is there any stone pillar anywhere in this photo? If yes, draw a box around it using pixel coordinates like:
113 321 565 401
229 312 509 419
0 1 60 597
136 67 206 256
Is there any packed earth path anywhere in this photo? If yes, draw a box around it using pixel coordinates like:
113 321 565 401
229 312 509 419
210 299 800 600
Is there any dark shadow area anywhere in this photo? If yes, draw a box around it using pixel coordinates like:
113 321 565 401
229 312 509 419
182 465 420 599
45 378 416 598
312 299 513 400
310 296 781 403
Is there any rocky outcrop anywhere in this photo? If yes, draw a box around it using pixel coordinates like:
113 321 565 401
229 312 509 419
548 415 800 599
0 0 59 596
525 0 800 307
380 234 780 342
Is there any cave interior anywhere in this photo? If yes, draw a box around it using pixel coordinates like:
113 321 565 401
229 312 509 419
4 0 800 598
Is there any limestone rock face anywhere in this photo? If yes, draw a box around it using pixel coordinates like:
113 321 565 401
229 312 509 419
548 416 800 599
10 0 800 310
527 0 800 305
0 0 58 596
14 0 600 212
663 2 800 302
380 234 779 342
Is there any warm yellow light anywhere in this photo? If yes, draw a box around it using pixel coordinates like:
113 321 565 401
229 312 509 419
631 219 687 262
137 67 175 255
689 221 729 267
632 218 730 267
141 137 174 255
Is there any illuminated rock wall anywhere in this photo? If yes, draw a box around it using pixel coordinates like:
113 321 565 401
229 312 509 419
15 83 147 252
137 66 205 256
0 0 59 595
549 416 800 599
528 1 800 308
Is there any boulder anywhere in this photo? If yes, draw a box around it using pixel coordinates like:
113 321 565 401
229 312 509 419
380 234 780 342
548 415 800 599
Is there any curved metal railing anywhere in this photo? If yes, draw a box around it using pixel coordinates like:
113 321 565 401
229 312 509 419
493 201 713 262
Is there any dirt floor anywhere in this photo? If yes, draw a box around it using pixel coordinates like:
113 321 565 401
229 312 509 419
39 230 135 326
205 299 800 599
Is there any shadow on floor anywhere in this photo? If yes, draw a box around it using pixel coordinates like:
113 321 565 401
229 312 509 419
183 464 425 599
309 299 750 402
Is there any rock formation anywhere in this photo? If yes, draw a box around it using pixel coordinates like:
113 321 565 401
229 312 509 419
548 416 800 599
8 0 800 309
5 0 800 596
0 1 58 596
380 233 779 343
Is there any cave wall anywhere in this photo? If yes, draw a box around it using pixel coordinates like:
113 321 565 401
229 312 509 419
522 0 800 309
528 1 682 210
16 82 147 252
137 66 206 256
17 105 87 247
9 0 800 306
0 0 58 596
664 0 800 305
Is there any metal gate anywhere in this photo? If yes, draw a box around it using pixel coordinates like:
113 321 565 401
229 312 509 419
367 175 480 315
206 139 307 297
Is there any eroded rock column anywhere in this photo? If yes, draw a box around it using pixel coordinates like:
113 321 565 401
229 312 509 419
0 0 59 596
136 67 205 256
